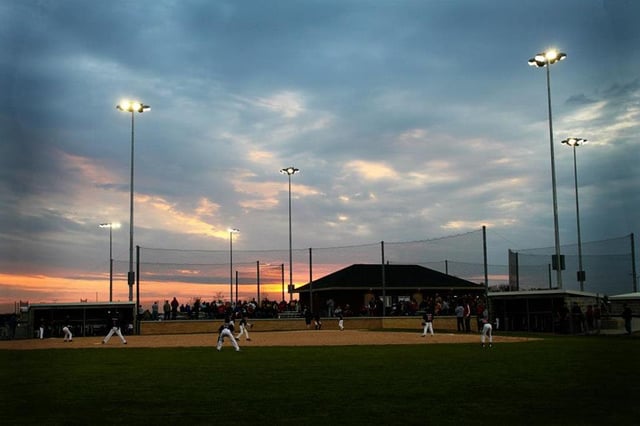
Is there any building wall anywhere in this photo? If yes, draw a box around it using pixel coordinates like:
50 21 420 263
140 316 460 335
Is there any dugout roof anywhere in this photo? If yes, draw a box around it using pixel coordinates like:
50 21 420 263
294 264 483 293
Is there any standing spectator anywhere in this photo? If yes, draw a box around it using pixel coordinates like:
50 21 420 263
163 300 171 321
585 305 594 334
622 304 633 335
8 314 17 339
455 302 464 332
476 301 484 331
593 304 602 334
481 318 493 348
571 302 584 334
326 298 335 317
170 297 179 320
421 309 434 337
102 311 127 345
463 300 472 333
151 301 159 321
193 299 201 320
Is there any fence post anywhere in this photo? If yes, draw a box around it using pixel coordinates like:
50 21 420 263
483 225 489 300
381 241 386 317
256 261 260 304
309 247 313 313
136 245 140 335
631 233 637 293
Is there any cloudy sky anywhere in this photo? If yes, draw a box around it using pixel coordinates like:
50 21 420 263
1 0 639 310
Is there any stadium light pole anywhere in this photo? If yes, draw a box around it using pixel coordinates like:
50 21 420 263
280 166 299 302
529 49 566 289
116 99 150 301
229 228 239 305
99 222 120 302
562 137 587 291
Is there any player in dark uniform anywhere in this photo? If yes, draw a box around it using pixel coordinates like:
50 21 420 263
102 310 127 344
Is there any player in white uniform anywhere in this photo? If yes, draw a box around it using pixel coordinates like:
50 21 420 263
235 315 252 341
421 310 434 337
481 318 493 348
62 321 73 342
102 311 127 345
217 319 240 352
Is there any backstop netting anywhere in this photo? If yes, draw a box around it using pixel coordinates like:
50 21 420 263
508 234 637 295
130 229 491 303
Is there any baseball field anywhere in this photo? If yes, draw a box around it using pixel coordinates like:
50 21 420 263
1 330 638 425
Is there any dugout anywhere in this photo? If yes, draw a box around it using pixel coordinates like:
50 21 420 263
25 302 135 339
488 290 605 333
294 263 485 315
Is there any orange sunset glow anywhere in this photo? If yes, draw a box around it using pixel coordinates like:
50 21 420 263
0 272 296 313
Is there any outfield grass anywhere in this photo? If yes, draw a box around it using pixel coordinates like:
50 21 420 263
1 334 639 425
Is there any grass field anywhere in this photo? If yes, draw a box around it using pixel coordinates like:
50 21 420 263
1 333 639 425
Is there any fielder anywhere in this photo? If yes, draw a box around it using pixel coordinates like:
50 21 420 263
217 319 240 352
102 311 127 345
481 318 493 348
235 315 252 341
421 311 434 337
62 324 73 342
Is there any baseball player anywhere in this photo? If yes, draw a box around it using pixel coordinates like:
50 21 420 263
217 319 240 352
421 310 434 337
62 318 73 342
102 311 127 345
338 314 344 331
235 315 252 341
481 318 493 348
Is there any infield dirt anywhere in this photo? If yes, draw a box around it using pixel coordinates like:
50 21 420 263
0 329 537 350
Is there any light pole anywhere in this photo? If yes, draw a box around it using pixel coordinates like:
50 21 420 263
229 228 239 304
529 49 567 289
280 166 299 302
116 100 150 301
562 137 588 291
99 223 120 302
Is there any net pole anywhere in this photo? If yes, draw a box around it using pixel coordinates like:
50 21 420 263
381 241 386 318
631 233 637 293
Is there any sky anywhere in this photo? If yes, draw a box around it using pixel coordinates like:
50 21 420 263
1 0 639 312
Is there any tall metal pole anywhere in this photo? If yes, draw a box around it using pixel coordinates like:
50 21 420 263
100 223 117 302
109 225 113 302
280 167 299 302
118 100 149 301
281 263 285 302
287 172 293 302
571 145 584 291
545 64 563 289
128 110 135 301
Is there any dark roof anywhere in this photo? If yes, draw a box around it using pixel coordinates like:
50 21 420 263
294 264 483 292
